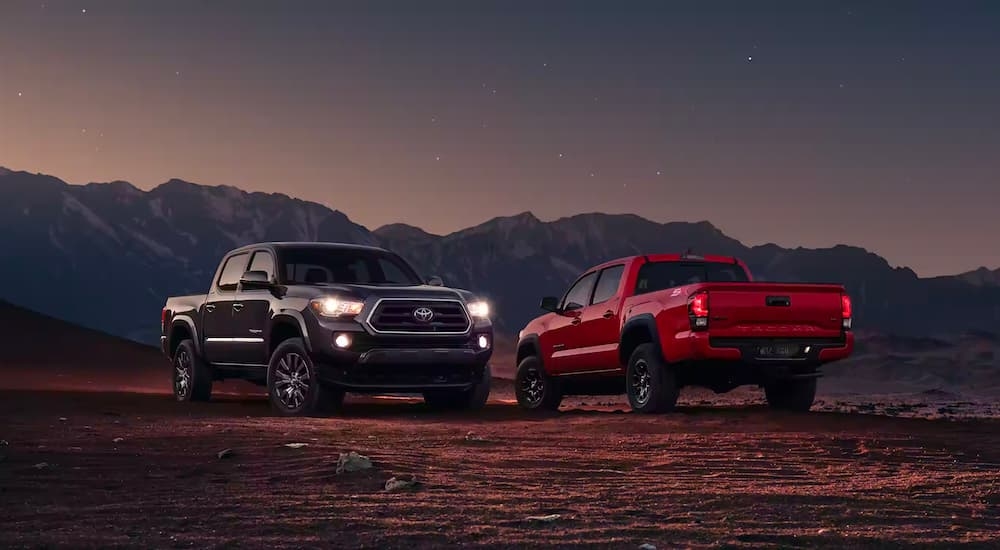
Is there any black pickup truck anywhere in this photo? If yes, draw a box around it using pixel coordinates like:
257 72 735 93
161 242 494 416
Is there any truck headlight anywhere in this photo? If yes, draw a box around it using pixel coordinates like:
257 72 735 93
467 300 490 318
310 297 365 317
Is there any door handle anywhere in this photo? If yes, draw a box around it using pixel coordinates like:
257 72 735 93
205 304 215 312
571 317 581 325
602 310 614 319
232 303 244 312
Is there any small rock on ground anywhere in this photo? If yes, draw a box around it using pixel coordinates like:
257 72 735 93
384 475 421 492
336 451 373 474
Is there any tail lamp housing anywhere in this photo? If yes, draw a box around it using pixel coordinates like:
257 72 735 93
841 294 853 330
688 291 709 331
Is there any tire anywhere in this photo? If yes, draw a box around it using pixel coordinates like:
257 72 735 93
423 364 492 411
626 343 679 413
267 338 344 416
172 339 212 402
764 377 817 412
514 356 562 411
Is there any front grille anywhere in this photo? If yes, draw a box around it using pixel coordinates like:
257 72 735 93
367 299 471 334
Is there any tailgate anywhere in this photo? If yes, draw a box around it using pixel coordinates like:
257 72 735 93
701 282 845 338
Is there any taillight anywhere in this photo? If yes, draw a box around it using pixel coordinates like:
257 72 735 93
161 308 168 333
688 291 709 330
841 294 852 330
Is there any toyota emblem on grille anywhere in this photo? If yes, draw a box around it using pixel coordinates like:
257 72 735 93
412 307 435 322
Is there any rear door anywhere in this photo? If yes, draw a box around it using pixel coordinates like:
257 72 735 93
231 249 275 365
202 252 249 364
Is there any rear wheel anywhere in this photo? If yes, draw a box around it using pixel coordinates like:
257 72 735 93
514 356 562 411
172 339 212 402
764 377 817 412
267 338 344 416
626 343 679 413
423 364 492 411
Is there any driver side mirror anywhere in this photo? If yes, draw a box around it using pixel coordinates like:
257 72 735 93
239 270 272 289
427 276 444 286
540 296 560 312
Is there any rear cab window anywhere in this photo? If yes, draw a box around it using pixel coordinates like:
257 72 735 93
634 261 748 294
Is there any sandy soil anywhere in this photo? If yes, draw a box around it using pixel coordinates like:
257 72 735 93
3 302 999 547
2 384 999 549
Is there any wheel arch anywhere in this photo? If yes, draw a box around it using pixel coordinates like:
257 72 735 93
516 334 545 370
168 316 199 359
619 314 664 365
269 313 310 357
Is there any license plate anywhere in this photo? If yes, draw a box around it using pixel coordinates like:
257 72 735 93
756 344 799 358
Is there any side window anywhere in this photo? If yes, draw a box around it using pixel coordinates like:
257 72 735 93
247 251 275 281
591 265 625 304
217 253 249 292
561 272 597 311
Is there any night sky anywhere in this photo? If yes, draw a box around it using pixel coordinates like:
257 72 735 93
1 1 998 276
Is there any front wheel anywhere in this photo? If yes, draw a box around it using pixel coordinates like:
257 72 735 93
172 339 212 402
626 343 679 413
764 377 817 412
514 356 562 411
267 338 344 416
423 364 492 411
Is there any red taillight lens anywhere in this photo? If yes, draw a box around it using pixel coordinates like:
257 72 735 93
161 308 168 331
688 291 709 330
841 294 852 329
690 292 709 317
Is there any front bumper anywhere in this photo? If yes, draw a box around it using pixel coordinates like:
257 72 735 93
309 320 493 392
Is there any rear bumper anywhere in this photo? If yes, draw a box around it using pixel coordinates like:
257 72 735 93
683 331 854 365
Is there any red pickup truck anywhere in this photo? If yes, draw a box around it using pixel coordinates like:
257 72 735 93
514 253 854 413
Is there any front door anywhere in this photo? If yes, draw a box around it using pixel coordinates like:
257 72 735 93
202 252 249 364
544 271 597 375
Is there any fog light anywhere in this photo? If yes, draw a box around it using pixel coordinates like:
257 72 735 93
334 333 352 349
477 334 489 350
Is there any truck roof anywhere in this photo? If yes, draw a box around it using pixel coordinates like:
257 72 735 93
226 241 391 255
590 253 741 272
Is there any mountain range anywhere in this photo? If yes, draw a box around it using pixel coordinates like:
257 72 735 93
1 166 998 345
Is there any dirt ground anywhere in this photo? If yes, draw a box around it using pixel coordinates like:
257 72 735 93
2 381 1000 549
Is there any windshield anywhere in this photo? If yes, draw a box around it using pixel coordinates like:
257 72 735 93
635 261 749 294
277 247 424 286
